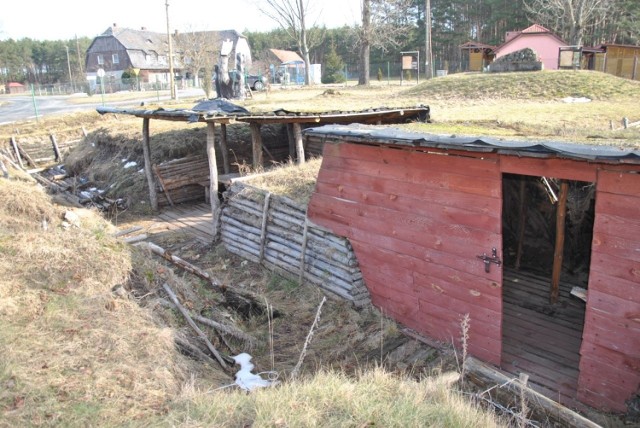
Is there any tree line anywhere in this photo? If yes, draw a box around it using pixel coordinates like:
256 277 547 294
0 0 638 87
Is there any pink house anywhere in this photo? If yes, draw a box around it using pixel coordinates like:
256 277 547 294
494 24 566 70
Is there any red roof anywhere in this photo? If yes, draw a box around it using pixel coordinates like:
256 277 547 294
521 24 552 34
269 49 304 64
7 82 25 87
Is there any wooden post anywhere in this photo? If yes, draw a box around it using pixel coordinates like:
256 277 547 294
550 181 568 304
10 137 24 169
50 134 62 162
286 124 296 160
142 118 158 211
81 126 88 137
292 123 305 165
206 122 220 240
249 122 263 169
514 179 527 270
219 123 230 174
258 192 271 262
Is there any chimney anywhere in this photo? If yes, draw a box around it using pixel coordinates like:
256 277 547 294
113 23 117 28
174 29 179 36
141 26 147 31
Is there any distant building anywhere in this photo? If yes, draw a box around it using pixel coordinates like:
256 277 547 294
5 82 26 94
461 24 566 72
581 44 640 80
85 24 251 92
493 24 566 70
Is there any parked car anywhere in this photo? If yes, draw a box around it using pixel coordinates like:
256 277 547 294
213 71 267 91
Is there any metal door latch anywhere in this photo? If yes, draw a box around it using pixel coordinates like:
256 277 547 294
477 248 502 273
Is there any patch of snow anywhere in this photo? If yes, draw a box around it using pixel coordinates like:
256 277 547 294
232 353 277 391
562 97 591 103
123 161 137 169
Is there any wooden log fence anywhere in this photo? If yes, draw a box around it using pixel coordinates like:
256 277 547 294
6 132 83 168
220 182 370 307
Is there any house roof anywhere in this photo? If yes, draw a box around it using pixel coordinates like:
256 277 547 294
302 124 640 165
269 49 304 64
495 23 566 54
7 82 25 87
100 26 169 54
460 41 496 50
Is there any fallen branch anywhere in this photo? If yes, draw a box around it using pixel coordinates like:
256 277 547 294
192 314 257 348
147 242 224 287
121 234 148 244
161 282 228 370
290 296 327 379
113 226 144 237
175 337 218 365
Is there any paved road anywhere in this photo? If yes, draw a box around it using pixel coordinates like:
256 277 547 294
0 88 207 125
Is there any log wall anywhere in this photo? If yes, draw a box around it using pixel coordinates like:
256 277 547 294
220 182 370 307
307 142 504 365
578 169 640 412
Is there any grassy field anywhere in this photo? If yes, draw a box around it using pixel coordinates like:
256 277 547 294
0 70 637 427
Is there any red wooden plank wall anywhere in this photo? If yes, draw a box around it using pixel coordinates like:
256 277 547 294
577 169 640 412
308 142 504 364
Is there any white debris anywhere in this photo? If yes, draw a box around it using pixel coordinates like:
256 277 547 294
123 161 137 169
232 353 277 391
562 96 591 103
64 210 81 228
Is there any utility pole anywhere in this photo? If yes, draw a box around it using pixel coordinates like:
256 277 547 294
65 45 74 92
424 0 433 79
165 0 176 99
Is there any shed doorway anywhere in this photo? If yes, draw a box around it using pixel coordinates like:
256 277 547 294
501 173 594 404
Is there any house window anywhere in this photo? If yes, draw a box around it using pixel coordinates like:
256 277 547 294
112 54 119 64
145 54 151 63
97 55 104 65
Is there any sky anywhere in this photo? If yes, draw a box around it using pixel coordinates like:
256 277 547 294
0 0 363 41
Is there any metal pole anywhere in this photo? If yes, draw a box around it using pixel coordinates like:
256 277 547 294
30 84 39 122
165 0 176 100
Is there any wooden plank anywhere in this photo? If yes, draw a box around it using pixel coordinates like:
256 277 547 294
206 122 219 240
594 192 640 229
292 123 305 164
587 268 640 304
577 363 639 409
219 123 230 174
153 164 175 206
592 212 640 242
321 154 502 199
325 142 500 179
315 181 501 231
353 242 502 301
499 155 597 182
309 193 501 258
586 288 640 320
578 341 640 373
597 168 640 197
315 170 499 217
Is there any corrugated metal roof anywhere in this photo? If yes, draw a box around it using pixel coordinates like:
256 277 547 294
303 124 640 164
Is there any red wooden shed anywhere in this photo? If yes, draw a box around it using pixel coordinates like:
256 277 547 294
305 124 640 413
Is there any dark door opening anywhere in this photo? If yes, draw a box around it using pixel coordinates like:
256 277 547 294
501 173 595 405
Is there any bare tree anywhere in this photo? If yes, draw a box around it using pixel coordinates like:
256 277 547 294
260 0 319 85
524 0 613 46
358 0 415 85
175 30 220 98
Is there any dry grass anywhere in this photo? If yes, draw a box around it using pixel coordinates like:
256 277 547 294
241 158 323 205
166 368 503 427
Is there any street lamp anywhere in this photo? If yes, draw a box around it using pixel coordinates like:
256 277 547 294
65 45 74 93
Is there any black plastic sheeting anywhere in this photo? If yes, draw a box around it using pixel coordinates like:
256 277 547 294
303 124 640 164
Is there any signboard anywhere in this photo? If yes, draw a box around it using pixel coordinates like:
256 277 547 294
402 56 413 70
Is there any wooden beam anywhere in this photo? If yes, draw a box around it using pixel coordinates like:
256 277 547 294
464 357 601 428
292 123 306 165
514 178 527 270
142 118 158 211
550 180 569 304
206 122 220 240
249 122 263 169
49 134 62 162
10 137 24 169
219 123 230 174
